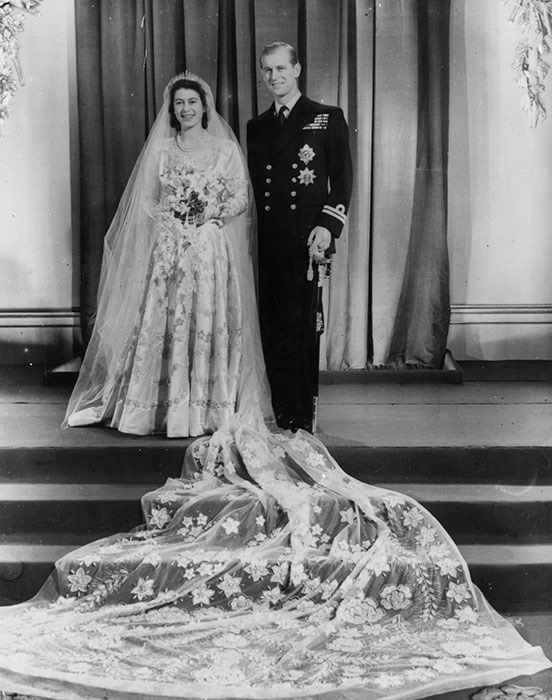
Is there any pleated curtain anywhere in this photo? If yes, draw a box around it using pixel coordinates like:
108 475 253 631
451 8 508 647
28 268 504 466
371 0 451 369
75 0 451 369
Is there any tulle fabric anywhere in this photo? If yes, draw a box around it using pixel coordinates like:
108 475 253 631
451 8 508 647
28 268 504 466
63 72 273 434
0 423 550 700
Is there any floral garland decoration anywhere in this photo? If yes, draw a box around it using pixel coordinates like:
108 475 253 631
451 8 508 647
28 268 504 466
504 0 552 126
0 0 44 136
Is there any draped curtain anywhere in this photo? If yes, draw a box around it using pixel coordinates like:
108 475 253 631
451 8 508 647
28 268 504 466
75 0 450 369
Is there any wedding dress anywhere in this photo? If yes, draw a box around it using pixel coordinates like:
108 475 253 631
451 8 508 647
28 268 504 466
1 74 549 700
1 422 550 700
96 136 247 437
63 75 272 437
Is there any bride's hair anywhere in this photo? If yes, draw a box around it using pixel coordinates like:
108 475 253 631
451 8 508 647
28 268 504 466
168 78 209 131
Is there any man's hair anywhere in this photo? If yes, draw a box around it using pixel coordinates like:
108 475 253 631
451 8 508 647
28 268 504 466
259 42 298 67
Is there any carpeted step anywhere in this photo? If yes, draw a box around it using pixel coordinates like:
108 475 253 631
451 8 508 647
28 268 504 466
2 445 551 612
0 446 187 484
460 544 552 613
2 367 550 616
1 482 551 545
2 480 552 611
2 542 551 613
0 483 154 543
1 445 551 484
334 446 552 485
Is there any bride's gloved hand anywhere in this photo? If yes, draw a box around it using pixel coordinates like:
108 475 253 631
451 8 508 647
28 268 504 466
196 217 223 230
200 202 223 228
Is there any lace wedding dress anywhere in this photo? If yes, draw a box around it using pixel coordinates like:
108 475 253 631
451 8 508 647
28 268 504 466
66 135 248 437
1 422 550 700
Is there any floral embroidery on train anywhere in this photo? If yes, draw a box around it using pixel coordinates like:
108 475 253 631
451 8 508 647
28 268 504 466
0 424 547 697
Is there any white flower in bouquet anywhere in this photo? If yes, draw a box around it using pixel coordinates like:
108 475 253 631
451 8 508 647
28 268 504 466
162 164 239 225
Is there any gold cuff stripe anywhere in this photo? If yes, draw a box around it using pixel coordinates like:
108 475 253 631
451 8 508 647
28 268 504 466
322 205 347 224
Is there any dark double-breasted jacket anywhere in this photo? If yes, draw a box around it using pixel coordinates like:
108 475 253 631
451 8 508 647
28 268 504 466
247 95 353 260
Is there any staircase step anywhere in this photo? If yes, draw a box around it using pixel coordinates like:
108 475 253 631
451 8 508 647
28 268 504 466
0 446 186 484
335 446 552 485
460 544 552 613
0 544 73 563
1 368 550 616
1 543 550 612
0 544 73 605
383 483 552 544
1 445 551 485
0 483 153 540
0 483 157 500
2 482 550 544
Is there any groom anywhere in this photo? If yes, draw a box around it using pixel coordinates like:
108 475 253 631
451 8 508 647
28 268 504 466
247 42 353 432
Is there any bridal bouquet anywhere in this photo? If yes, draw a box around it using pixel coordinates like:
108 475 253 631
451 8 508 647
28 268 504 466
162 164 237 225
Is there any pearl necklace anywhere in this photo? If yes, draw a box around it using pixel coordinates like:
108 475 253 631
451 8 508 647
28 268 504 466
176 133 205 152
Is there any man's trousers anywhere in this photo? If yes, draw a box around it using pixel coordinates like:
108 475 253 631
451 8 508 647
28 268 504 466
258 256 319 432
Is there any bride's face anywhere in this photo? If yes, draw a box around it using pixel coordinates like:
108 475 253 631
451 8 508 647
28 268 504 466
173 88 204 132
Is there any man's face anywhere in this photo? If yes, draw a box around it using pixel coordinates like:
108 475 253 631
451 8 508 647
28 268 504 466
260 47 301 102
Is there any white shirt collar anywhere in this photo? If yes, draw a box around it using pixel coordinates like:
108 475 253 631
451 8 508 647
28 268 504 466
275 92 301 115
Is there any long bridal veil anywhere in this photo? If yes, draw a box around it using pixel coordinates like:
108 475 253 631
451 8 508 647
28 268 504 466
1 423 550 700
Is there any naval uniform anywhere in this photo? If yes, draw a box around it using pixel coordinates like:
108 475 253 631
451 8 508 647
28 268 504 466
247 94 353 431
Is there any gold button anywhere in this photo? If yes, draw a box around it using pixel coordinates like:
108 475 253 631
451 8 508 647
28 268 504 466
266 178 272 184
265 205 271 211
264 192 270 197
290 204 297 210
266 164 273 170
291 191 297 197
292 163 298 169
292 178 297 183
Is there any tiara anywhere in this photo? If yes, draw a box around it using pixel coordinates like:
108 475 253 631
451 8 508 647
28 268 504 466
163 71 213 103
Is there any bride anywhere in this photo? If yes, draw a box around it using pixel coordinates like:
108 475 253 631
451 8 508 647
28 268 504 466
63 73 272 437
1 73 549 700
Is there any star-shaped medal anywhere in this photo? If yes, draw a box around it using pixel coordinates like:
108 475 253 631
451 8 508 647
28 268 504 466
298 144 315 165
298 167 316 186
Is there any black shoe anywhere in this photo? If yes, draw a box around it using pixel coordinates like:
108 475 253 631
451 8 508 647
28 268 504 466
275 414 294 431
275 410 313 433
287 418 313 434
